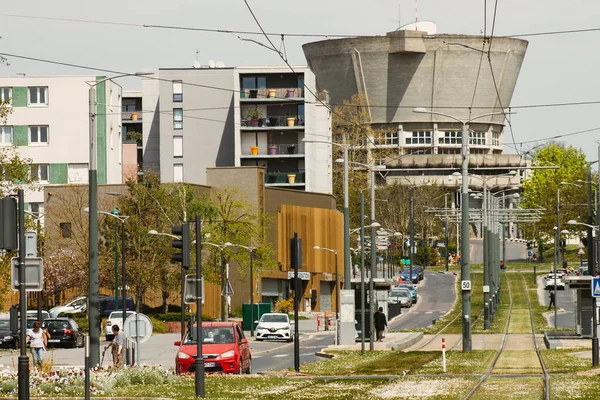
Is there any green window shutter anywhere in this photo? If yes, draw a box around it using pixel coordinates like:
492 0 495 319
13 126 28 146
49 163 68 184
12 87 27 107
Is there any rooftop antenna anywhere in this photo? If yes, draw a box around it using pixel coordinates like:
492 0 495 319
415 0 418 31
195 49 200 61
398 0 401 29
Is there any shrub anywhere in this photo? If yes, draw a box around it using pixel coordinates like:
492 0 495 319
62 312 89 333
0 379 17 394
274 297 294 313
155 312 214 322
149 316 167 334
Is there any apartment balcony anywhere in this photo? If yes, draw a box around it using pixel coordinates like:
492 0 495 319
265 171 306 187
240 87 304 102
240 115 304 130
240 143 304 158
122 110 143 122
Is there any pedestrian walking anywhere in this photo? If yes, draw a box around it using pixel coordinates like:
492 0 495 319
374 307 387 342
104 325 126 368
548 290 556 310
26 321 47 368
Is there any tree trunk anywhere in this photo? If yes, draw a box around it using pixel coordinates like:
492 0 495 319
162 291 169 313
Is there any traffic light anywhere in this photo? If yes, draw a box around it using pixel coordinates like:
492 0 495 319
171 222 190 269
0 197 17 251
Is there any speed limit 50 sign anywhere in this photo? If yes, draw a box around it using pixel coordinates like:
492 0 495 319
461 280 472 291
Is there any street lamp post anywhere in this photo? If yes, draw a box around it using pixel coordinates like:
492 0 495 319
225 244 256 336
313 246 340 344
87 71 151 365
413 107 512 352
567 220 599 366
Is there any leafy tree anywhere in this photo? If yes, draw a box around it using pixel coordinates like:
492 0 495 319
520 143 589 239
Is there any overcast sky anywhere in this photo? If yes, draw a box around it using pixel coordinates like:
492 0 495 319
1 0 599 162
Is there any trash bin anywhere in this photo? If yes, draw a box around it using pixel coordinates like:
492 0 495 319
242 303 272 331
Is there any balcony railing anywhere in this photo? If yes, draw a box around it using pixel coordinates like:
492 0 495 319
243 143 302 156
265 171 305 185
241 87 304 100
122 111 143 121
241 115 304 128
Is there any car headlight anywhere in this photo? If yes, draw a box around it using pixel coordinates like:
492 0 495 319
177 352 191 359
256 325 264 330
220 350 235 358
4 336 12 340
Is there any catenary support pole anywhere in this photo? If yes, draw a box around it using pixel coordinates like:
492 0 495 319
360 192 366 355
461 122 472 352
121 220 128 365
194 215 205 398
369 169 376 352
17 189 29 400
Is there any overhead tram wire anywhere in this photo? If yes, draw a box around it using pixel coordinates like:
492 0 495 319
4 12 600 40
240 0 385 153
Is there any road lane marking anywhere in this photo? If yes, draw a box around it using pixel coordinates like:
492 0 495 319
273 354 288 358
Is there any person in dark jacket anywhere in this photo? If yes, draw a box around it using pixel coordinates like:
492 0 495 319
374 307 387 342
548 290 555 310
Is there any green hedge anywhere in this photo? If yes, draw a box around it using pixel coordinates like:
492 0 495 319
154 312 214 322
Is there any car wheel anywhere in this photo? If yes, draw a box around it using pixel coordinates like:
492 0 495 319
256 338 263 342
246 358 252 374
287 337 293 343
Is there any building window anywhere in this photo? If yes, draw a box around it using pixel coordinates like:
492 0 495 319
383 131 399 145
469 132 486 146
68 163 88 184
29 126 49 145
28 87 48 105
0 126 13 146
173 136 183 157
405 131 432 145
437 148 460 155
241 75 266 89
492 132 500 146
0 87 12 104
173 81 183 102
173 164 183 182
439 131 462 145
29 202 42 218
173 108 183 130
60 222 72 238
31 164 49 183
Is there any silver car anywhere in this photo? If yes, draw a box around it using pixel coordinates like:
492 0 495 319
388 288 412 307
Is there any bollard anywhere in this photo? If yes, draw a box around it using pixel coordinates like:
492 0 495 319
85 336 90 400
442 338 446 373
324 311 329 331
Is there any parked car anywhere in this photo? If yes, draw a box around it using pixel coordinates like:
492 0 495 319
26 310 50 322
0 318 17 349
42 318 85 348
105 311 136 341
174 322 251 374
545 273 566 290
255 313 293 342
400 268 419 284
99 296 135 318
555 268 569 277
397 282 417 304
388 288 412 307
577 263 590 276
49 296 87 317
413 265 424 281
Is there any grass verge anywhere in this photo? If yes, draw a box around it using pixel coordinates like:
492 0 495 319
412 350 496 375
550 375 600 399
492 350 542 374
471 377 544 400
541 348 597 373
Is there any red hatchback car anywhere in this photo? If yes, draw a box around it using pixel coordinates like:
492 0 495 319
175 322 251 374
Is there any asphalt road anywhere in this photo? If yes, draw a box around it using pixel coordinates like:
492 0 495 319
388 271 456 330
471 238 527 264
536 274 576 329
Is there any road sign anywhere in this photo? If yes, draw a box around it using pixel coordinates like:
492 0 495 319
287 271 311 280
592 277 600 298
124 313 153 344
578 249 585 256
461 280 472 291
25 231 37 258
183 274 204 305
11 257 43 292
222 279 234 296
527 250 533 258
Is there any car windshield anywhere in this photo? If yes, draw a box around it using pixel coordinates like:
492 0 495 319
109 311 135 319
390 290 409 297
398 283 414 290
46 320 70 330
0 320 9 330
261 314 288 323
184 326 235 344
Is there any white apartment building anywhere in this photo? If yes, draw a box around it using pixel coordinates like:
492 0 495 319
144 65 332 194
0 76 123 216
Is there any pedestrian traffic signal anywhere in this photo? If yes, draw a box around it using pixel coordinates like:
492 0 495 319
0 197 17 251
171 222 190 269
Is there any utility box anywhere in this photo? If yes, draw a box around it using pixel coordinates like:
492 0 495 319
242 303 271 331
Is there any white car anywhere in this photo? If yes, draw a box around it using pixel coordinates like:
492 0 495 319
255 313 293 342
49 296 87 317
105 311 136 341
545 274 566 290
388 288 412 307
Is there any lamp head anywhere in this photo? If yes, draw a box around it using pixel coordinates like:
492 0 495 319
224 242 233 247
566 220 578 226
313 245 321 250
370 222 381 228
82 207 90 213
560 230 569 234
413 107 428 114
148 230 158 235
134 70 154 76
452 172 461 177
553 226 558 231
335 158 344 163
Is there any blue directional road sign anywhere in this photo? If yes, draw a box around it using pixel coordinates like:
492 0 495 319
592 277 600 298
527 250 533 258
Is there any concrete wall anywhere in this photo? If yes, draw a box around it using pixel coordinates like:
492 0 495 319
122 141 138 182
158 68 236 185
142 77 161 174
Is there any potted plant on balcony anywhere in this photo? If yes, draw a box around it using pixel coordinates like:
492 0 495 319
287 173 296 183
268 89 277 98
287 144 296 154
247 108 263 127
286 89 296 98
286 116 296 127
249 89 258 98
